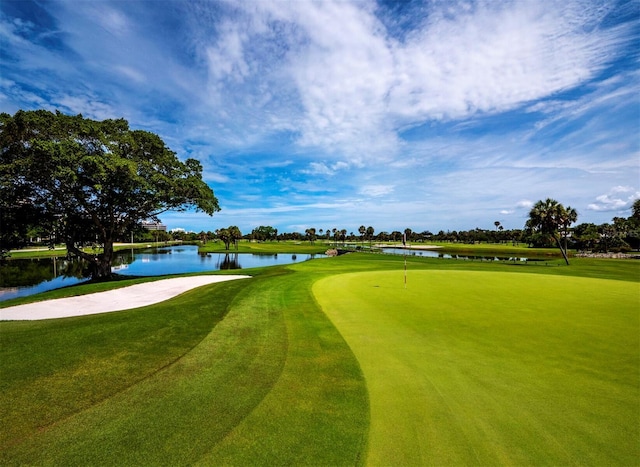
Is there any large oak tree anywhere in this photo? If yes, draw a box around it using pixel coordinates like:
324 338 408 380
0 110 219 279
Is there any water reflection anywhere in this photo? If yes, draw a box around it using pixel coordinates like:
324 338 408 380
217 253 240 270
0 245 325 301
0 256 93 302
381 247 539 262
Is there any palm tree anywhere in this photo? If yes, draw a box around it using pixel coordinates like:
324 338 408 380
404 228 412 244
494 221 501 243
216 228 232 250
561 206 577 254
359 225 366 246
229 225 242 250
305 227 316 245
526 198 577 265
366 226 374 248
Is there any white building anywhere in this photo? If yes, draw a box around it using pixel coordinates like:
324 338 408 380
141 220 167 231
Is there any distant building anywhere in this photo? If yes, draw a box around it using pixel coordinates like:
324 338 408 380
141 220 167 231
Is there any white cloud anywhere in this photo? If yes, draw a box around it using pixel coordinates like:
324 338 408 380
587 187 639 212
301 162 335 176
359 184 395 197
202 170 230 184
516 200 533 209
95 6 130 36
2 0 637 233
610 185 636 194
54 93 117 120
388 0 627 124
205 20 250 82
192 0 631 162
114 65 146 84
301 160 351 176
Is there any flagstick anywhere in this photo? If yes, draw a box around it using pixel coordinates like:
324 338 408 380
404 253 407 289
403 233 407 289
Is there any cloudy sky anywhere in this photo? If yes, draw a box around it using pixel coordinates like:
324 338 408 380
1 0 638 234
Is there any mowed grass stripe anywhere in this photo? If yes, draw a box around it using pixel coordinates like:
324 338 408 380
1 274 286 465
2 254 637 465
1 266 368 465
0 277 253 452
198 268 368 465
314 270 639 466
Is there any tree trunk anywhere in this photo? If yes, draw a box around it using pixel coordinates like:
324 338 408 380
91 256 113 280
554 235 570 265
94 240 114 280
66 238 115 280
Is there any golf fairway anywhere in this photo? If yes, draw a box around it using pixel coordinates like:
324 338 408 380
314 270 639 466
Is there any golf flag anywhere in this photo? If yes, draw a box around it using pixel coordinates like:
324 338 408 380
402 233 407 288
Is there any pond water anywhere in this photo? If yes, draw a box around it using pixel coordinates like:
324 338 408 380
0 245 325 302
381 247 536 262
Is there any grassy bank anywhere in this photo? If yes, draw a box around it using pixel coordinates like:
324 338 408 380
393 240 563 257
1 253 637 464
0 264 368 465
6 242 185 259
6 240 329 259
199 239 328 254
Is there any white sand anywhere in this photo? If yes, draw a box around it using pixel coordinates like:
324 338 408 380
0 275 250 321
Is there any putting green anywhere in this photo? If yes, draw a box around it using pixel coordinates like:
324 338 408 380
314 270 639 466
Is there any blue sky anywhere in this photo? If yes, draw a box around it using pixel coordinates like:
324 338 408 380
1 0 638 234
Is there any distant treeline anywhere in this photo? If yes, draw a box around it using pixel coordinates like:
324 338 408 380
27 203 634 254
152 209 639 254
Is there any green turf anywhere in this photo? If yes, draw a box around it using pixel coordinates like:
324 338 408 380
314 269 640 465
0 277 254 455
0 253 637 465
199 239 328 255
0 265 367 465
426 241 562 257
5 242 185 259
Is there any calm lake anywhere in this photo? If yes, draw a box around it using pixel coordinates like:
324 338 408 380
0 245 325 302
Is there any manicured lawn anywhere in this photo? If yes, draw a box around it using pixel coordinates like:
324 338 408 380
426 241 561 257
0 265 367 465
314 269 639 465
199 239 328 254
0 253 637 465
5 241 185 259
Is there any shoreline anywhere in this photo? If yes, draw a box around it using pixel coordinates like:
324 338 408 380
373 244 443 250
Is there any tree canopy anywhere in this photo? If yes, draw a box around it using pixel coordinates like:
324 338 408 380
251 225 277 241
525 198 577 265
216 226 242 250
0 109 219 278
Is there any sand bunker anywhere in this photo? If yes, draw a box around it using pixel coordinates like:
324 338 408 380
0 275 250 321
